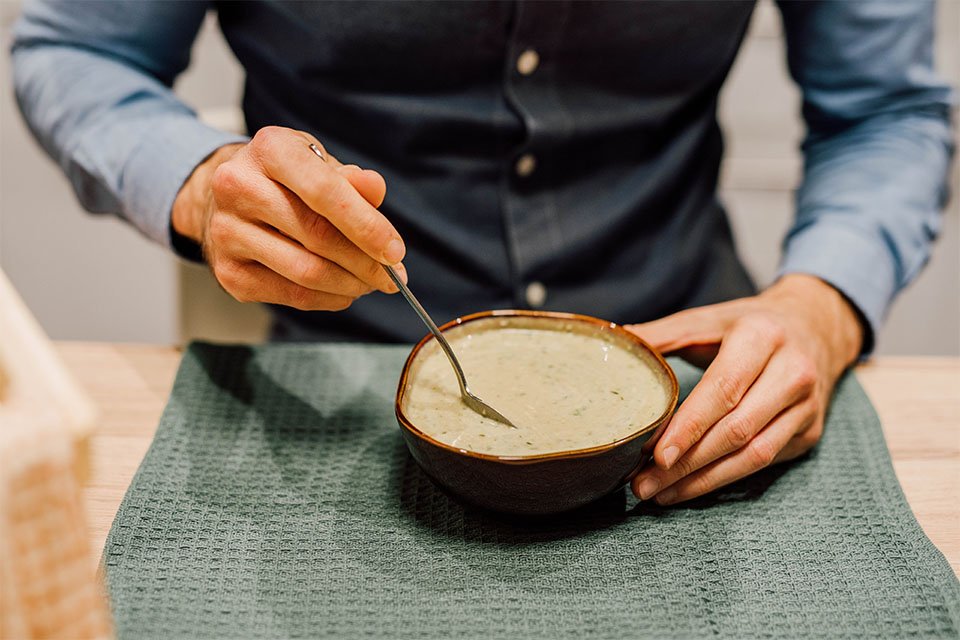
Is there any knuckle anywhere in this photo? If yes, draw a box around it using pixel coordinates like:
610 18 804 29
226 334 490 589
789 355 818 396
741 314 786 347
295 256 326 288
723 413 754 449
322 192 383 246
212 260 245 298
251 125 285 153
348 277 373 297
669 450 695 478
680 410 712 442
362 256 386 283
685 475 714 499
714 374 743 410
746 438 777 469
309 215 340 248
351 209 385 246
798 418 824 449
206 213 235 248
298 258 365 296
210 162 242 201
308 168 341 203
288 285 315 311
768 323 787 347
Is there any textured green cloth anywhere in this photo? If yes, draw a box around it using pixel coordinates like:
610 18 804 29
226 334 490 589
103 343 960 639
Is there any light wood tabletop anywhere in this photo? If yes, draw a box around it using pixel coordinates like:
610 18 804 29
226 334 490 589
55 342 960 577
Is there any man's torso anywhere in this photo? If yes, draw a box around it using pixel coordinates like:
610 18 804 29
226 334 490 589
214 0 758 342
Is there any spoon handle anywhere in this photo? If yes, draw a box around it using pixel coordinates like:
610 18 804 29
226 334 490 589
382 265 470 398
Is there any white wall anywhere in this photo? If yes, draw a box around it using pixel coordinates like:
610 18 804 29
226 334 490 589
1 1 957 354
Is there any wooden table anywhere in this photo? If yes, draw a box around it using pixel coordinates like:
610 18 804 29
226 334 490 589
56 343 960 577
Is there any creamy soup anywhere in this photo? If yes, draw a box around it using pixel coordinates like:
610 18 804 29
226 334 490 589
401 318 670 456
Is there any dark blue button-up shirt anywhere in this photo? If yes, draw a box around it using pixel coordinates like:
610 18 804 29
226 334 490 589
12 1 955 346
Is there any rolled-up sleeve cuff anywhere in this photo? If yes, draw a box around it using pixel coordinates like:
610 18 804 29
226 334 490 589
777 223 896 356
120 116 247 259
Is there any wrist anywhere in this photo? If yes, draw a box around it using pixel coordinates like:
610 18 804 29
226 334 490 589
171 143 244 244
764 274 865 369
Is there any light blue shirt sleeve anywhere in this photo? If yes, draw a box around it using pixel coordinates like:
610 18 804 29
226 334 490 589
775 0 955 353
11 0 247 250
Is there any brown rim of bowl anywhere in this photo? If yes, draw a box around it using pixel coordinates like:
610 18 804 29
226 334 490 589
394 309 680 465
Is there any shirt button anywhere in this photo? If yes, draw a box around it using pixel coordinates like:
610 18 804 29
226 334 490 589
516 48 540 76
515 153 537 178
525 281 547 308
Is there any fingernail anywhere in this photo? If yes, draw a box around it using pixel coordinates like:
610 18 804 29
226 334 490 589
394 263 408 284
337 164 361 173
662 445 680 469
383 239 405 264
655 487 677 505
636 476 660 501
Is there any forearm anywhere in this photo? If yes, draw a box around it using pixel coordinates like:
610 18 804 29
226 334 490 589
11 0 246 250
778 110 954 353
774 0 955 355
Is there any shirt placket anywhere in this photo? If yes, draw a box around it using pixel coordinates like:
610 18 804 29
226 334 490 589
500 0 574 310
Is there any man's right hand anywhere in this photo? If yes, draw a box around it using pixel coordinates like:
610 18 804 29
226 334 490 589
171 126 406 311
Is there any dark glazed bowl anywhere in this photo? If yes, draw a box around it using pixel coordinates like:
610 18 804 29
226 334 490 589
394 310 679 516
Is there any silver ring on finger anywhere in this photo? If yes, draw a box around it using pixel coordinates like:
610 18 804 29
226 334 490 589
308 143 326 162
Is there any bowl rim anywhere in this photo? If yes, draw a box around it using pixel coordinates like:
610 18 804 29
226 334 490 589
394 309 680 464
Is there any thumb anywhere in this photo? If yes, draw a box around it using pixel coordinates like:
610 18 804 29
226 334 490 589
341 166 387 208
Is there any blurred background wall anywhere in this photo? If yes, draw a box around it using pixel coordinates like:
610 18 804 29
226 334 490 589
2 0 958 354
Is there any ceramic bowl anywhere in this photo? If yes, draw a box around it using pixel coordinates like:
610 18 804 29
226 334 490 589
394 310 679 515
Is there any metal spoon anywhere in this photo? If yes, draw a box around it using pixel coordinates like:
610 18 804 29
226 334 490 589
381 266 516 429
306 142 515 428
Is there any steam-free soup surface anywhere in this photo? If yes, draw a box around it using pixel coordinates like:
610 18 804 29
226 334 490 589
403 324 669 456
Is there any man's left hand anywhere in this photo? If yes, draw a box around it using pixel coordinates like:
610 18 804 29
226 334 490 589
626 274 864 505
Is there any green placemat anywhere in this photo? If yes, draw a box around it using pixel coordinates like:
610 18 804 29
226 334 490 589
102 343 959 639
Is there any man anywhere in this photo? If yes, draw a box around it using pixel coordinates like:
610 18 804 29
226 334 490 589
12 1 954 505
